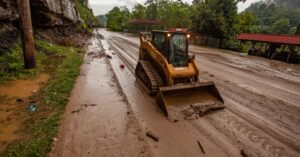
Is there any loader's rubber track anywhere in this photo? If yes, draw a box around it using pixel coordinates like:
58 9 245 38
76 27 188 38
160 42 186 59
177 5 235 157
135 60 163 95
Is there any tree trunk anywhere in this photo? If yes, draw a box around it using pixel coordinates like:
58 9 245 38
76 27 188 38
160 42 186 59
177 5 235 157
18 0 36 69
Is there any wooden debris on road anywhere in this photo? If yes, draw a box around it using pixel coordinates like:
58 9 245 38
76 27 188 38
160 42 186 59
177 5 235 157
106 54 112 59
146 131 159 142
197 140 205 154
241 149 248 157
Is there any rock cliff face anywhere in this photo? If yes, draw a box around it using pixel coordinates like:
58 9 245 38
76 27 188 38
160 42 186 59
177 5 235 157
0 0 87 50
30 0 81 27
0 0 82 26
0 0 18 21
0 0 18 50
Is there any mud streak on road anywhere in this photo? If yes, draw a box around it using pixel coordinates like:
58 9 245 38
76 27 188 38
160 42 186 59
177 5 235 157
98 29 300 157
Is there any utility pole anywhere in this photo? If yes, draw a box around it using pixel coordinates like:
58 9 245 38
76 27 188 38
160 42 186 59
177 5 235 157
18 0 36 69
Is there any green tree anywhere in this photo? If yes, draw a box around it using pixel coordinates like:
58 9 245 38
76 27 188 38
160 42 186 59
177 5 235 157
132 4 146 19
144 0 192 29
192 0 244 48
106 7 123 31
295 23 300 35
106 6 131 31
246 0 300 34
120 6 131 29
163 1 192 28
96 15 107 27
145 0 159 20
237 11 254 33
270 19 291 34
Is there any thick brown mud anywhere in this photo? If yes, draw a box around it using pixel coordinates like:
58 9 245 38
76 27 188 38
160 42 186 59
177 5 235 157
98 29 300 157
100 29 239 157
0 73 49 153
163 91 224 120
48 34 152 157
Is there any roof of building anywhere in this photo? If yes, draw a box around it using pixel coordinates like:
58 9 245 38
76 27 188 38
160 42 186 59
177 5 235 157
127 19 163 25
237 33 300 45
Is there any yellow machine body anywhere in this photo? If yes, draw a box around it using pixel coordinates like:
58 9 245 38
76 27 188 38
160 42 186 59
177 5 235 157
135 30 224 117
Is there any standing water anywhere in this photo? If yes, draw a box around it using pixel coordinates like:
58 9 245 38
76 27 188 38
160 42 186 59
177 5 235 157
0 73 49 153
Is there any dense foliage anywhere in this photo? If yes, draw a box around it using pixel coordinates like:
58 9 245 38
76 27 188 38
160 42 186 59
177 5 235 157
75 0 97 29
106 0 192 31
96 15 108 27
105 0 300 48
192 0 245 48
246 0 300 34
144 0 192 28
106 7 131 31
296 23 300 35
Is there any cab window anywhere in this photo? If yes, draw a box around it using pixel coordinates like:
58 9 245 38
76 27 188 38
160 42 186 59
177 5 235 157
153 33 166 55
169 34 188 67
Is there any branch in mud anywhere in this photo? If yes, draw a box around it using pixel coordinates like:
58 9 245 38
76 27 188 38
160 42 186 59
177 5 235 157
146 131 159 142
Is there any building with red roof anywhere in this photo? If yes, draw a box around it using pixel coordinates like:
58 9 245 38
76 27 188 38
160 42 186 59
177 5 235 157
237 33 300 62
126 19 163 33
127 19 163 25
237 34 300 46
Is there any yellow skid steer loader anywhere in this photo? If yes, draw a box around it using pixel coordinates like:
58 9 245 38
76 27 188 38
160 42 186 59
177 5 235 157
135 28 224 118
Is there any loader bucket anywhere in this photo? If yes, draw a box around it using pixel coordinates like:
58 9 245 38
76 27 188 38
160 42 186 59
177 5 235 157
156 82 224 119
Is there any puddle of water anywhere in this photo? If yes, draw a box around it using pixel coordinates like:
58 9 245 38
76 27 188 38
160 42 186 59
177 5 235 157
0 73 50 153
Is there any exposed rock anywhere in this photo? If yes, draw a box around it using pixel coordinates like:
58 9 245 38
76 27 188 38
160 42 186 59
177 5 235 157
0 23 18 53
0 0 18 21
0 0 89 51
0 0 19 52
30 0 82 27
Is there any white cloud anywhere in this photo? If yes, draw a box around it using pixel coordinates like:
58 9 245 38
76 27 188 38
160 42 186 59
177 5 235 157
238 0 262 12
90 0 261 15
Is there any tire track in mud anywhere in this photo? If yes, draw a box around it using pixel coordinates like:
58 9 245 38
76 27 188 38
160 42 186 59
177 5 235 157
111 36 140 49
109 38 139 62
190 47 300 82
101 32 238 157
192 51 300 85
200 74 300 152
102 31 300 157
193 52 300 109
107 39 136 73
108 36 300 137
195 51 300 87
206 110 297 157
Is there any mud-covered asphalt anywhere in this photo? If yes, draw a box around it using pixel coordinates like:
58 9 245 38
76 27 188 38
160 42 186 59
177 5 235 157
50 29 300 157
99 29 300 157
48 35 151 157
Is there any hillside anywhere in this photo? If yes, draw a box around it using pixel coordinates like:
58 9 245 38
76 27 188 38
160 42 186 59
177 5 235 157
273 0 300 9
96 15 107 27
245 0 300 34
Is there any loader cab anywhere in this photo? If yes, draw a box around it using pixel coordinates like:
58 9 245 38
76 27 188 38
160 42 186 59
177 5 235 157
151 30 189 67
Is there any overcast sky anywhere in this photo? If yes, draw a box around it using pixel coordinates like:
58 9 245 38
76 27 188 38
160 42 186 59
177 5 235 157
89 0 262 16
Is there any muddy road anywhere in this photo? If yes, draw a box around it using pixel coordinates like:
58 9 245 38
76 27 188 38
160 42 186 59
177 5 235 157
50 29 300 157
48 35 152 157
98 29 300 157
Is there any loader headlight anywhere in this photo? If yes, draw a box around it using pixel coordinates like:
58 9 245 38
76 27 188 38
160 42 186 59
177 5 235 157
187 34 191 38
167 33 171 37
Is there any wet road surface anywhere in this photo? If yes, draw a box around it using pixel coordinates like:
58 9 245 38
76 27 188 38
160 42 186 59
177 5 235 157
48 35 151 157
98 29 300 157
50 29 300 157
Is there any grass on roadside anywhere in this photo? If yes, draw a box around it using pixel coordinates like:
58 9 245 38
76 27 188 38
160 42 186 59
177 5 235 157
3 39 83 157
0 41 44 82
